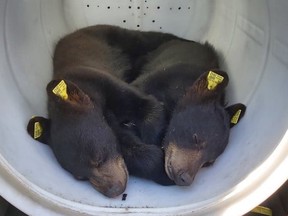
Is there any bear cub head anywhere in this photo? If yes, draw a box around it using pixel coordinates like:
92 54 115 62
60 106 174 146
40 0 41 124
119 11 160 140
163 70 246 186
27 79 128 198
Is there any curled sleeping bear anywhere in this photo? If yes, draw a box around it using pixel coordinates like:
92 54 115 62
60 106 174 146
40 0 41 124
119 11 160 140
27 25 246 198
27 25 183 197
131 40 246 186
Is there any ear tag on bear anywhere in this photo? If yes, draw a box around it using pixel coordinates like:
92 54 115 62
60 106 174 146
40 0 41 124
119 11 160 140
231 109 242 124
251 206 272 216
207 71 224 90
52 80 68 100
34 122 43 139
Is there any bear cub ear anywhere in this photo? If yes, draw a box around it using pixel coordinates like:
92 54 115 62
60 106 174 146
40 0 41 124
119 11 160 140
27 116 50 145
46 79 93 109
225 103 247 128
187 69 229 101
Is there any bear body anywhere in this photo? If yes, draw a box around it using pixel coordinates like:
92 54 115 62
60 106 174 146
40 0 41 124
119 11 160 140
132 40 220 116
27 25 246 193
28 25 182 197
131 40 246 186
53 25 184 145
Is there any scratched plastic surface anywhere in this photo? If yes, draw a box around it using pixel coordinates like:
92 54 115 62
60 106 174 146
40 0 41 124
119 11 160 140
0 0 288 215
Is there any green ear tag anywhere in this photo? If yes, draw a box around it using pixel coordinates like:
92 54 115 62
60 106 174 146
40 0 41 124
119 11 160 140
52 80 68 100
207 71 224 90
231 109 242 124
34 122 43 139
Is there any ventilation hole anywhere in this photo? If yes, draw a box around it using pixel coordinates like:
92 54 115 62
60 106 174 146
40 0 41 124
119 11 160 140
137 25 140 28
178 7 181 10
152 20 155 23
160 27 162 30
129 6 132 9
123 20 126 23
144 13 146 15
170 7 173 10
188 7 191 9
87 4 89 8
118 6 120 9
97 5 99 8
146 6 149 9
157 6 160 9
107 6 110 9
137 6 140 9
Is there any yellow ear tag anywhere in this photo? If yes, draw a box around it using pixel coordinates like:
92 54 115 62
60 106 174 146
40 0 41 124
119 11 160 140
231 109 242 124
207 71 224 90
34 122 43 139
52 80 68 100
251 206 272 216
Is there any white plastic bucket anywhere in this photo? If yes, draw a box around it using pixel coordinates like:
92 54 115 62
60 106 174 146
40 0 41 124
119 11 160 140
0 0 288 215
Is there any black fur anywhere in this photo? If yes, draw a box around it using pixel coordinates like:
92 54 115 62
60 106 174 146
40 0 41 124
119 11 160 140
132 40 220 114
28 25 183 196
27 25 246 191
131 40 246 186
53 25 184 145
105 111 174 185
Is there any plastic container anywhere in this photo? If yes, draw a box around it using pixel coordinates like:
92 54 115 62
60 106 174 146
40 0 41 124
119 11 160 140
0 0 287 215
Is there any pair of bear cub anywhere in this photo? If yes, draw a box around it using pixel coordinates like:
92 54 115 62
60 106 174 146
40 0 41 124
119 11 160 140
27 25 246 198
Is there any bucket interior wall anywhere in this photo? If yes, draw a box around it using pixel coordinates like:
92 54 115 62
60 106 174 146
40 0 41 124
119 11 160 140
0 0 288 215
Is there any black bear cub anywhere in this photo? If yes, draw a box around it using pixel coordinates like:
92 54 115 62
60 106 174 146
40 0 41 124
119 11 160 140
27 25 246 197
27 25 183 197
131 40 246 186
